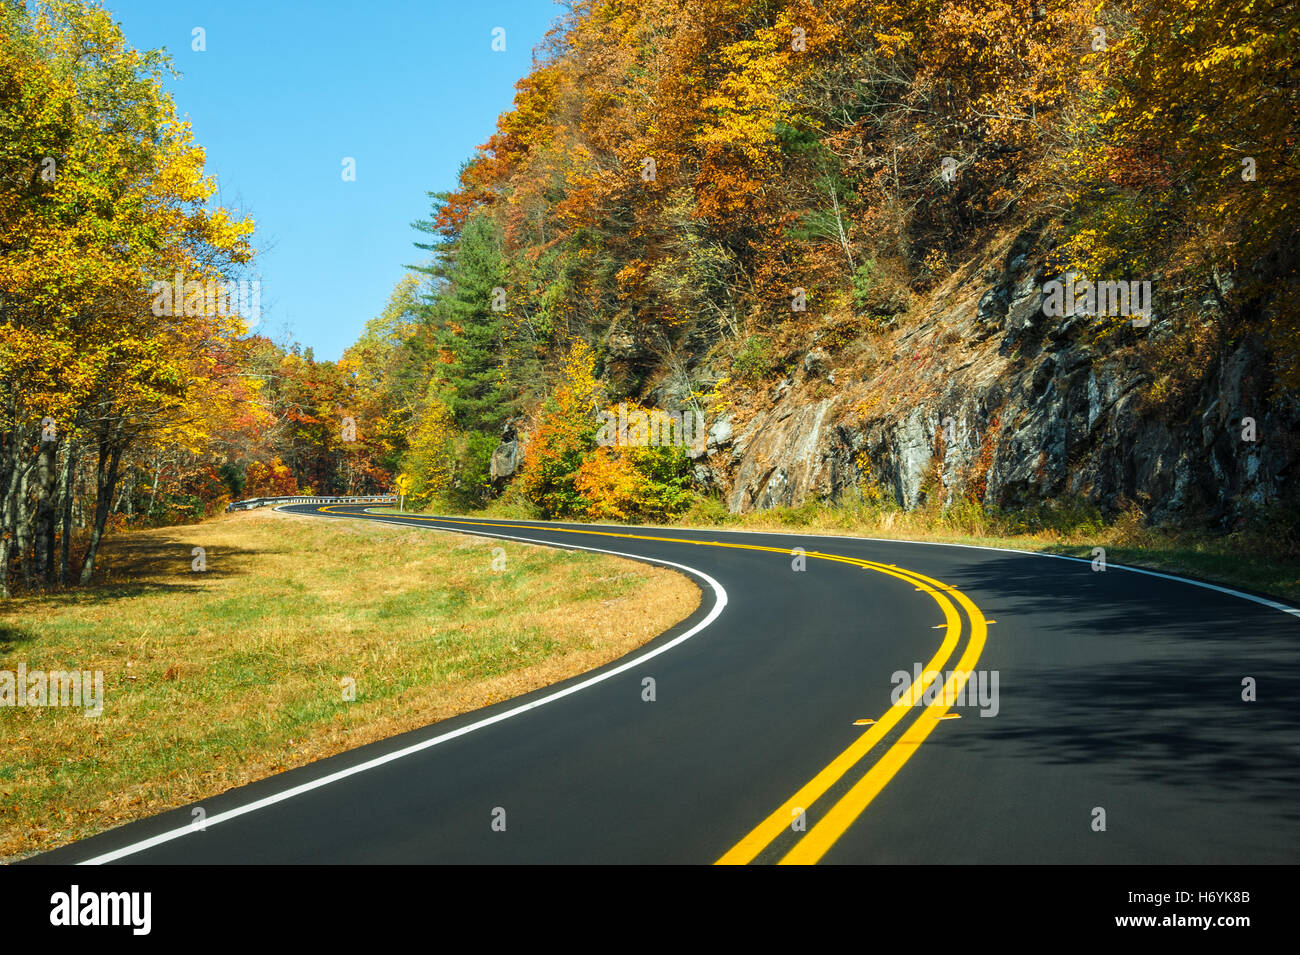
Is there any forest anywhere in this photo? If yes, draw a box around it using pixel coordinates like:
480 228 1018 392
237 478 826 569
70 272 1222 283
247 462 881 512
3 0 1297 598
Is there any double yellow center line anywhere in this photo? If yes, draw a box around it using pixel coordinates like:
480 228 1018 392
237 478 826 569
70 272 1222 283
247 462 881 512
317 507 988 865
721 554 986 864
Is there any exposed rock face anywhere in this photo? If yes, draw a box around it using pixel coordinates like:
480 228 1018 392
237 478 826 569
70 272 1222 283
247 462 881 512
803 348 831 379
727 398 846 511
490 419 526 484
720 228 1300 526
707 415 733 449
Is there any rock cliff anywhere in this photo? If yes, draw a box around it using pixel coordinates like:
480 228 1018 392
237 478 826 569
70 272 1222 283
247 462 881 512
696 228 1299 526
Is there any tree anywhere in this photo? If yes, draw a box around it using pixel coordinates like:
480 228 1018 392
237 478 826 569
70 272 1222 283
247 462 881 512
521 339 603 517
0 1 253 594
413 203 513 433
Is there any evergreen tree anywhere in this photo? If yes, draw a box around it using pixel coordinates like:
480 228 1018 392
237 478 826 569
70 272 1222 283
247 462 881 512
412 198 511 433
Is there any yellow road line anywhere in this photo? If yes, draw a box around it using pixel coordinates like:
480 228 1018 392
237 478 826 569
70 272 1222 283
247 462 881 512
320 506 988 865
778 580 988 865
713 568 962 865
713 555 985 864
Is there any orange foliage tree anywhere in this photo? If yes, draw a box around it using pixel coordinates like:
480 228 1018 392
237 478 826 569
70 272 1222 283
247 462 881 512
521 340 604 517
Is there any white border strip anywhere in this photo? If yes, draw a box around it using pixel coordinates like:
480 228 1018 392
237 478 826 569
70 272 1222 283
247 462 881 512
77 517 727 865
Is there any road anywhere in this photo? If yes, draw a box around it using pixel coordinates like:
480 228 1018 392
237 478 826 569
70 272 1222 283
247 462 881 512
33 504 1300 864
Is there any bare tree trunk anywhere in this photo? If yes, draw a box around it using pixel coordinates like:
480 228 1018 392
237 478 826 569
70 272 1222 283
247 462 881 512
37 438 57 585
0 439 15 600
32 439 58 582
15 458 31 585
79 427 123 586
828 178 855 272
0 430 26 599
59 440 77 586
114 463 135 515
148 453 162 518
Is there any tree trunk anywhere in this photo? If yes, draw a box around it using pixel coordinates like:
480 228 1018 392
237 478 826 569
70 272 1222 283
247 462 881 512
0 431 24 599
59 440 77 586
36 438 57 585
114 463 134 515
15 463 32 586
828 177 855 272
79 428 123 586
147 451 168 520
0 445 13 601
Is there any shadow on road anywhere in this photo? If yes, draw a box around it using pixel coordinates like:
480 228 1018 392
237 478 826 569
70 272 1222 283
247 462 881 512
933 552 1300 819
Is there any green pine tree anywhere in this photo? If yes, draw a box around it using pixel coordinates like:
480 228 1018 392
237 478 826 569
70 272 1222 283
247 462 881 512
412 198 512 434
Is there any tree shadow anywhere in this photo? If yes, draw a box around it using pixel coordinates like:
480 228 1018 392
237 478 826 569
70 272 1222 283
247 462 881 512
935 551 1300 817
1 536 261 650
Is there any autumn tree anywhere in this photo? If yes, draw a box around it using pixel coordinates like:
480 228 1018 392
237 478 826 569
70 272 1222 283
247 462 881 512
521 339 604 517
0 1 253 594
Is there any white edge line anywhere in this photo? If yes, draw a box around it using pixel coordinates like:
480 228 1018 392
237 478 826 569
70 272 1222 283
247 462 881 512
76 514 728 865
378 511 1300 622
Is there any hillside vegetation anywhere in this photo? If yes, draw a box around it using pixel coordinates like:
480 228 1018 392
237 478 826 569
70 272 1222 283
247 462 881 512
4 1 1298 601
359 0 1299 531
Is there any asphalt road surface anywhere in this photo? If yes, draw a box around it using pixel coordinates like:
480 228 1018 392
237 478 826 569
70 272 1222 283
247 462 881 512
33 504 1300 864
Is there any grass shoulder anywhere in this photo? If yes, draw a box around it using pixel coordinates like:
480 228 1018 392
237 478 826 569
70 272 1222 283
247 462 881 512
0 508 699 860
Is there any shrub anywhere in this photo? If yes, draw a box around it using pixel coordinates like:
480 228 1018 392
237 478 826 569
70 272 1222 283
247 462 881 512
574 438 693 523
851 258 912 324
676 493 734 526
574 448 644 521
732 335 774 382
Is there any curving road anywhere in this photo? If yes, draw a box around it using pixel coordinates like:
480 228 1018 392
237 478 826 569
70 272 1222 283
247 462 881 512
32 504 1300 864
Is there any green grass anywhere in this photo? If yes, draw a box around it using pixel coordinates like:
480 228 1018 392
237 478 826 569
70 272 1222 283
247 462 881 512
0 508 698 860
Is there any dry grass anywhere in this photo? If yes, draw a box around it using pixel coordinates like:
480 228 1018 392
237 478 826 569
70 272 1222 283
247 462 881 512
0 508 699 860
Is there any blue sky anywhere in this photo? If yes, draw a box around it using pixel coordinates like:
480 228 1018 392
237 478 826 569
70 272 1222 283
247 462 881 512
105 0 565 360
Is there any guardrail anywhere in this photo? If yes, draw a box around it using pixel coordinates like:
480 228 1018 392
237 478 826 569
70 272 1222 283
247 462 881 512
225 494 397 512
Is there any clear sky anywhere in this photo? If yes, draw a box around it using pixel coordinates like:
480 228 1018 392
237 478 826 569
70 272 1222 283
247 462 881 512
105 0 565 360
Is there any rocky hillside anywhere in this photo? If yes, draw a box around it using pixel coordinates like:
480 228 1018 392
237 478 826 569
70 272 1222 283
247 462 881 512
686 224 1299 525
359 1 1298 532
